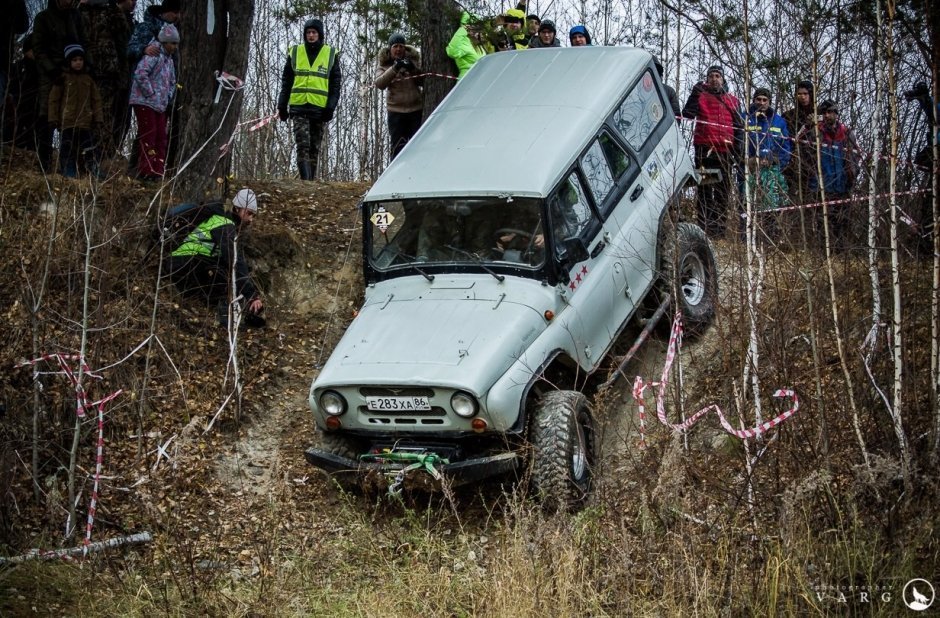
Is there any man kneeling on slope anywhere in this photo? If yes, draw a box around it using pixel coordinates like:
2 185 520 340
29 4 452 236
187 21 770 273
168 188 266 328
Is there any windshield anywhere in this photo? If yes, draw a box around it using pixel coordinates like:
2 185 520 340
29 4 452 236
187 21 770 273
367 197 546 272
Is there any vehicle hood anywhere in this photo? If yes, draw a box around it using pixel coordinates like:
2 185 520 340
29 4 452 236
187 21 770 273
314 277 554 395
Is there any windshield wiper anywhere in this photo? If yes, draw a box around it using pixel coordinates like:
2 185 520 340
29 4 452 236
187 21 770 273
445 245 505 282
409 262 435 282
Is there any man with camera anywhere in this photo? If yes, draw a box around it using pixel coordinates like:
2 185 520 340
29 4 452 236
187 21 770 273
374 32 423 161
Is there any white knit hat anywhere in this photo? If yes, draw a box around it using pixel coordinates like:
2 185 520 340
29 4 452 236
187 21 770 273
233 188 258 212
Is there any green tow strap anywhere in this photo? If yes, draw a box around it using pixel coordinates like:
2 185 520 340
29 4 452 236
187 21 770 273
359 451 449 495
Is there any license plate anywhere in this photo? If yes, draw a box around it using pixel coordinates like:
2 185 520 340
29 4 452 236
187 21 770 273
366 396 431 411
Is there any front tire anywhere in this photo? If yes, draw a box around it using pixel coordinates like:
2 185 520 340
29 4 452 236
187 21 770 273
531 390 595 512
318 432 364 490
658 221 717 337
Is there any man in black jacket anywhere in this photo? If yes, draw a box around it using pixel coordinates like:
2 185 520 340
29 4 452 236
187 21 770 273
276 18 342 181
168 188 265 328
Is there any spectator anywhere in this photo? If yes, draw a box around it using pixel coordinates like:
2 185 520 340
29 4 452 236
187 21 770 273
168 188 265 328
32 0 87 171
276 18 342 181
446 12 489 80
1 0 29 121
652 55 680 119
80 0 134 160
6 35 39 151
528 20 560 49
782 80 817 204
744 87 791 226
681 64 743 238
374 32 423 160
526 14 540 38
904 80 937 169
48 43 103 177
811 99 860 250
127 0 179 64
500 9 528 49
129 23 178 180
569 25 592 47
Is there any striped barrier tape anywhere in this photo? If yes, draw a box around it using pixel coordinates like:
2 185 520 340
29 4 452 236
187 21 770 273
16 354 122 549
632 312 799 447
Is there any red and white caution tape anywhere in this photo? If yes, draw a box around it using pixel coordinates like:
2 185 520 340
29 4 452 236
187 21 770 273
247 113 277 132
214 70 245 104
17 354 122 550
84 389 123 555
632 312 799 447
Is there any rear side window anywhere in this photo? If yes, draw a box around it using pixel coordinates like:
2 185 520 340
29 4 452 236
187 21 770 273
550 173 597 259
579 133 633 213
611 70 666 152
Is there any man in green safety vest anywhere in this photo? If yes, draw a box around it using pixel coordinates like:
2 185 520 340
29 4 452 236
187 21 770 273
276 18 342 181
167 188 265 328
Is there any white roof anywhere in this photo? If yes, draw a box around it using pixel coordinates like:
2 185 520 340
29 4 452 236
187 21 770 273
366 47 654 201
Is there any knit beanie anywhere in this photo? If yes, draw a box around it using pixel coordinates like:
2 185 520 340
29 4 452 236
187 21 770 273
753 87 771 100
388 32 406 47
233 189 258 213
706 65 723 77
64 43 84 61
538 19 556 33
158 24 180 43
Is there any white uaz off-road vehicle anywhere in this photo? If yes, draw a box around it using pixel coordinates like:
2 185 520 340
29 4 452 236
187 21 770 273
306 47 717 509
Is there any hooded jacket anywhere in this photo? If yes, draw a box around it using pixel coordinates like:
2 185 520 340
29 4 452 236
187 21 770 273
568 25 592 46
127 5 175 64
277 19 342 118
48 65 103 129
811 119 859 195
129 38 176 112
446 12 490 80
32 0 86 115
80 0 133 84
374 44 423 114
745 104 791 167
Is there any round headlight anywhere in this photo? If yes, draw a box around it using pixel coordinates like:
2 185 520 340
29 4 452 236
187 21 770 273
319 390 347 416
451 391 478 418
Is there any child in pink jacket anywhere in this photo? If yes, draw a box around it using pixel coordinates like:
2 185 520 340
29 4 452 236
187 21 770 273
129 24 178 179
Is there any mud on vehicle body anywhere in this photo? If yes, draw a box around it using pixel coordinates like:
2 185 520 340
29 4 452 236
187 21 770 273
306 47 717 509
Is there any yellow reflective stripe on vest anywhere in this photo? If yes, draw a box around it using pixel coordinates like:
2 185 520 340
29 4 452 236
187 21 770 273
289 44 335 108
171 214 232 258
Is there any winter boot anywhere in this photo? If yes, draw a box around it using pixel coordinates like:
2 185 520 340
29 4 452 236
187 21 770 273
297 159 314 181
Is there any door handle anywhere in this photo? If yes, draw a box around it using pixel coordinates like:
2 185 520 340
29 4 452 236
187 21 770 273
590 240 606 258
630 185 644 201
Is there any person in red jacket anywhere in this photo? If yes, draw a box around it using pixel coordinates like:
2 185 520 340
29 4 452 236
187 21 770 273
682 65 743 238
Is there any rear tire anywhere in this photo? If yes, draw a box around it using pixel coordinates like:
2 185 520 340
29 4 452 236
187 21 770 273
658 221 717 337
530 390 594 512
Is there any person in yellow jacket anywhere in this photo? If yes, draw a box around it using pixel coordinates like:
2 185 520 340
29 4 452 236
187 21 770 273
168 189 266 328
446 12 491 80
276 18 342 180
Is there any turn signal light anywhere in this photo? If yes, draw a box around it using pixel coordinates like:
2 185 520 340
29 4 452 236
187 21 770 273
544 310 554 321
471 418 487 433
325 416 342 430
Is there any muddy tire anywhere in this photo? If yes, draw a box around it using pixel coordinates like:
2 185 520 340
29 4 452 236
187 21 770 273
658 221 717 337
530 390 594 512
318 432 364 490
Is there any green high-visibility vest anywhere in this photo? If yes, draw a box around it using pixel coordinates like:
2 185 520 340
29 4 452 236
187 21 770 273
288 44 336 108
171 215 232 258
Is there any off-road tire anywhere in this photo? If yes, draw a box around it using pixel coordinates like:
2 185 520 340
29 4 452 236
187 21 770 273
657 221 717 337
531 390 595 512
318 432 364 490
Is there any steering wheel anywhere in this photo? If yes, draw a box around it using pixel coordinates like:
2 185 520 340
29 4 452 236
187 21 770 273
494 227 537 261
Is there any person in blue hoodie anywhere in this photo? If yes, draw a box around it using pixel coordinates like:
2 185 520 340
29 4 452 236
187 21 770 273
744 87 791 209
569 25 592 46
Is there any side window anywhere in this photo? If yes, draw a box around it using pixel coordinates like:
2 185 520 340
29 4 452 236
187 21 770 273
611 70 666 152
580 133 633 213
550 173 597 259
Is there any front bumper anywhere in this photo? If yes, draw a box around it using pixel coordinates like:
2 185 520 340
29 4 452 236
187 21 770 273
304 447 520 491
